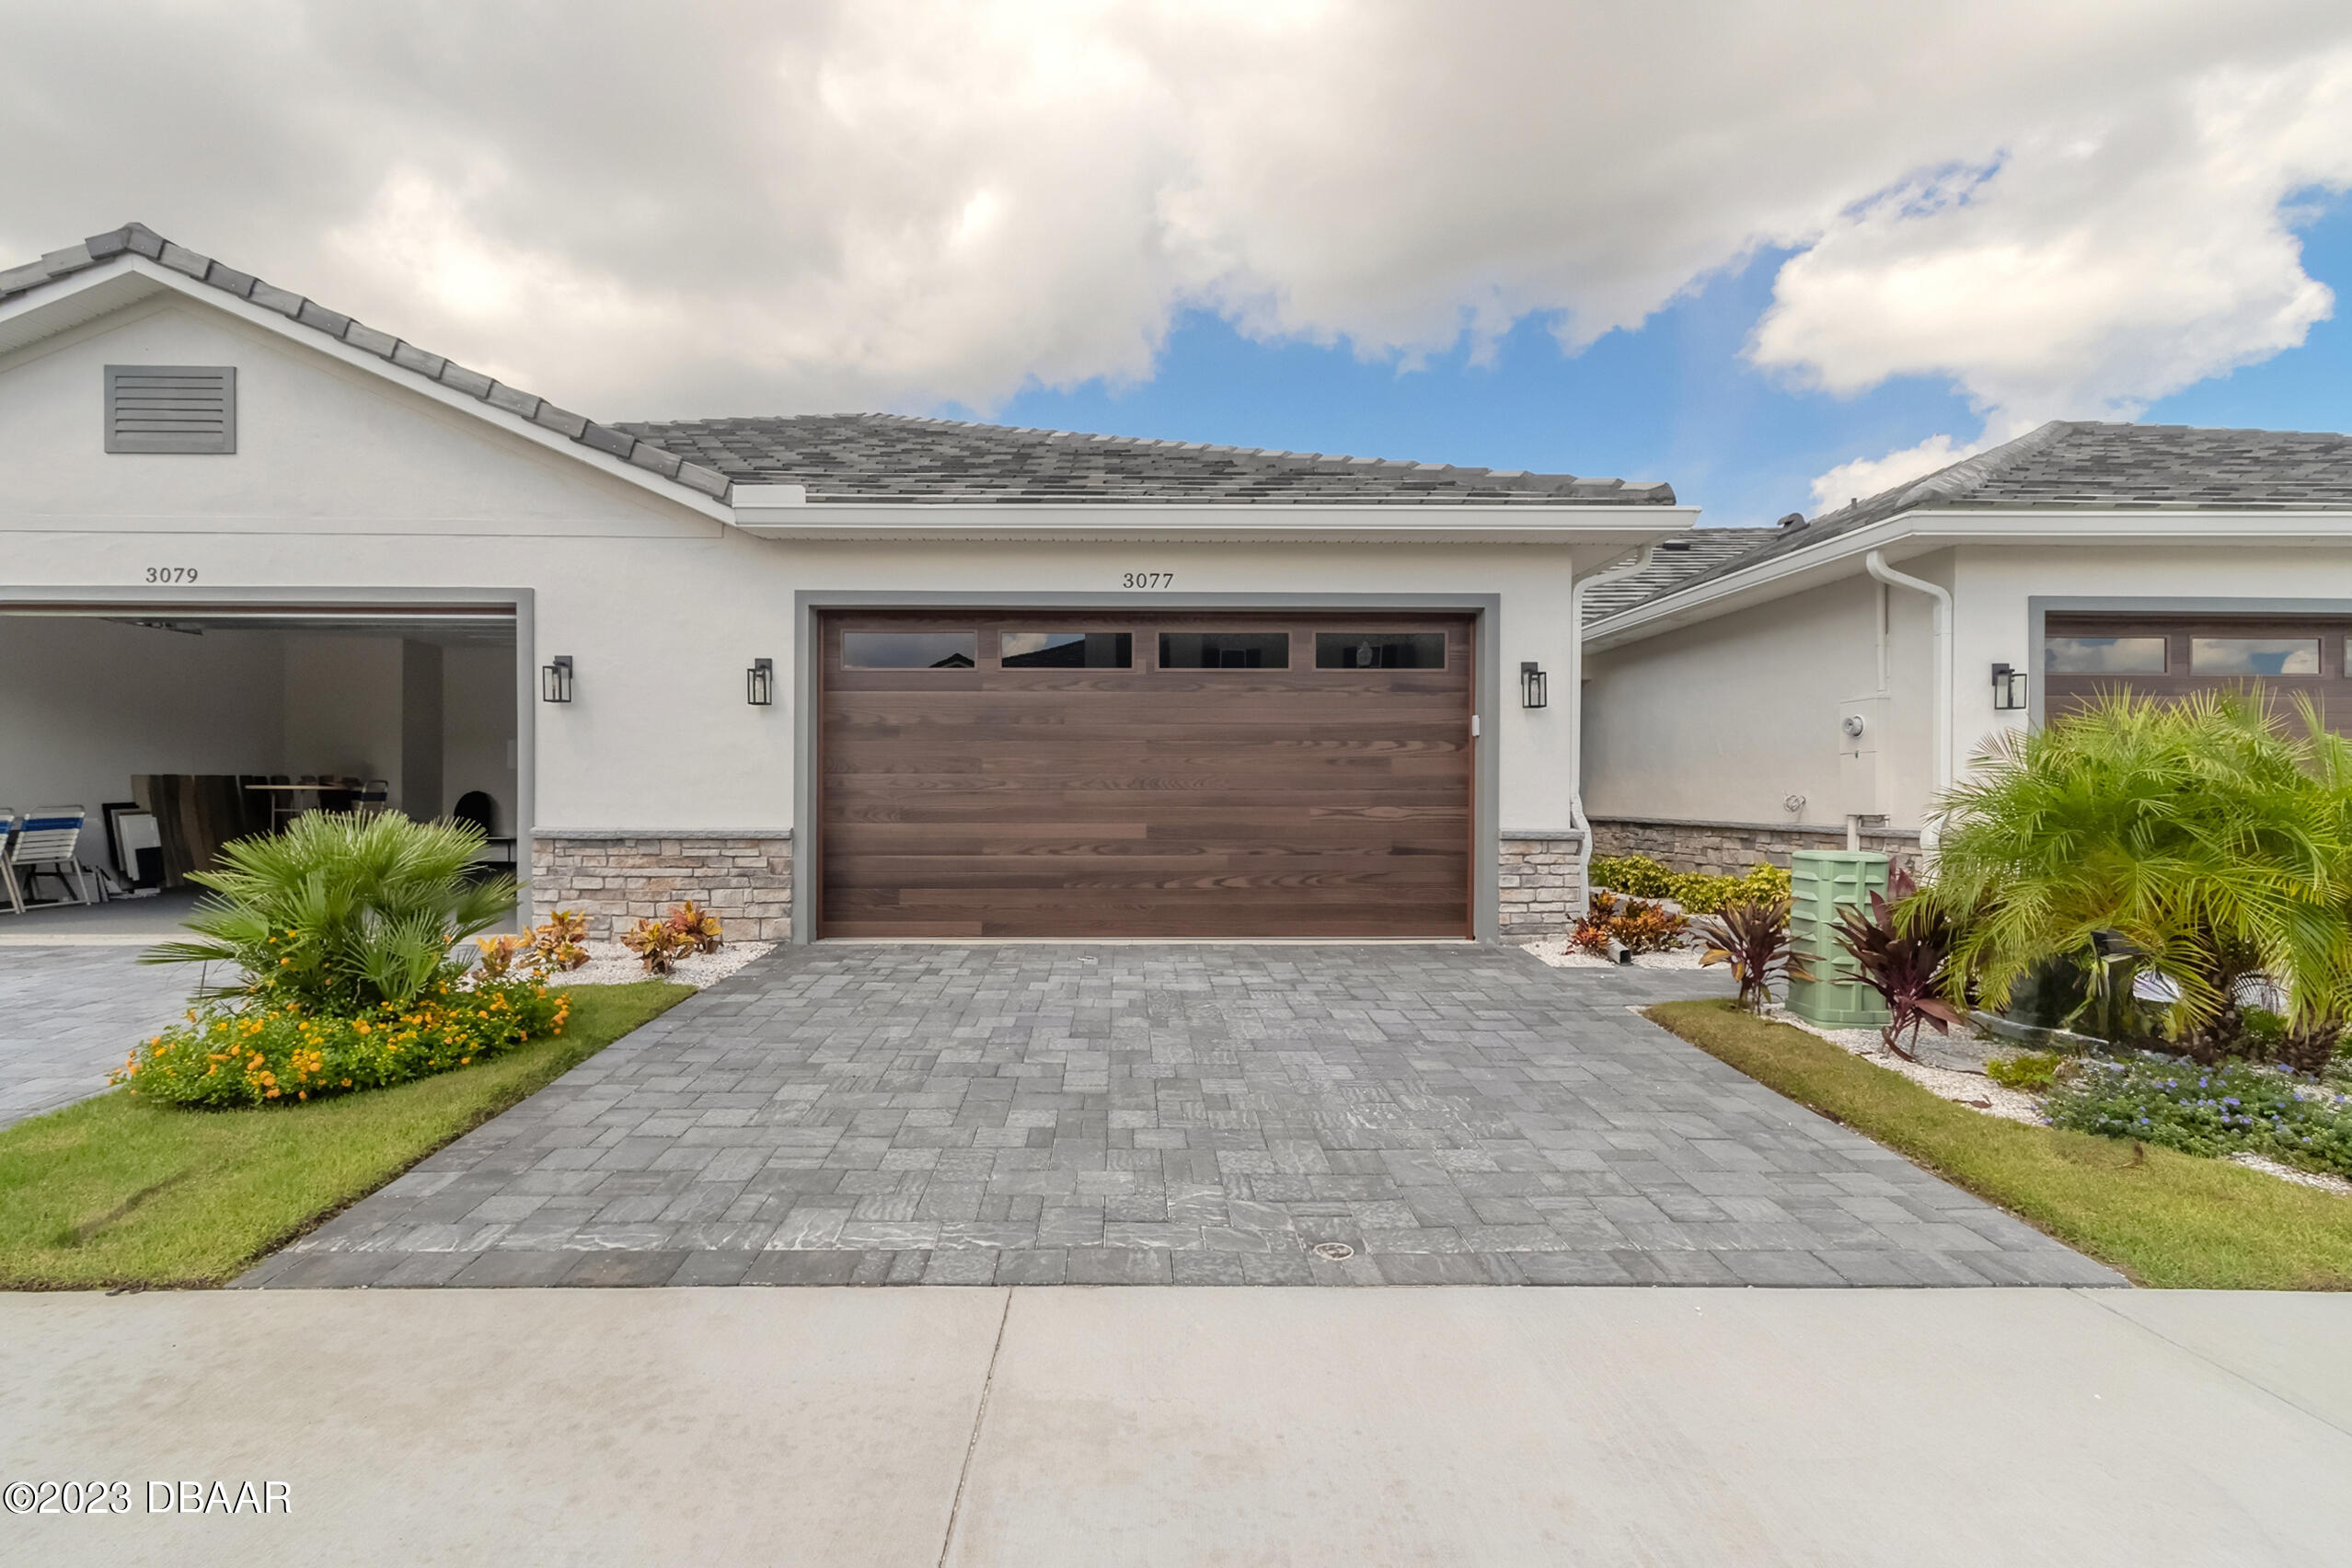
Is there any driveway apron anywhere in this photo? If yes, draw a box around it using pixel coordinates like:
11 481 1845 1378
240 943 2123 1289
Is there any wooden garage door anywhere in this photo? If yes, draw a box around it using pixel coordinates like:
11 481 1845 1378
2046 614 2352 731
816 611 1474 939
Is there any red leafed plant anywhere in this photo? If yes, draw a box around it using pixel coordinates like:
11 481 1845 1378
1834 868 1966 1060
623 917 686 975
1571 890 1689 956
1695 898 1807 1012
663 900 724 955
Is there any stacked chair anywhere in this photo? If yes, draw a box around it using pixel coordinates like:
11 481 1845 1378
0 805 94 914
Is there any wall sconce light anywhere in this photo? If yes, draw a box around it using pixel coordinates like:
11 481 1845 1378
746 657 775 707
1519 661 1548 709
540 654 573 704
1991 662 2028 711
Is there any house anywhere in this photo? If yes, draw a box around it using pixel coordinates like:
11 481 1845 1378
0 224 1692 941
1579 421 2352 873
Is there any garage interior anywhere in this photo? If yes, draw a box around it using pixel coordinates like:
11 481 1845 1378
817 610 1476 940
0 606 519 930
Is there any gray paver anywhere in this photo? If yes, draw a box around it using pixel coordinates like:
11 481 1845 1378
0 944 200 1128
244 944 2125 1288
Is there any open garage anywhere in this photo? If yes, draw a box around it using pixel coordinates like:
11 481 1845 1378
0 603 523 917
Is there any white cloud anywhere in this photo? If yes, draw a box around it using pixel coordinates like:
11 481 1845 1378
1752 54 2352 430
1808 435 1985 514
2 1 2349 427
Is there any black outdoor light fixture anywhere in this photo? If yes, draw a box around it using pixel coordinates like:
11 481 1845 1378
540 654 573 704
1520 661 1548 709
1991 662 2028 711
746 657 775 707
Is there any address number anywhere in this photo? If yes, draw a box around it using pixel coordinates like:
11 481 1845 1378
1122 572 1174 589
144 567 200 583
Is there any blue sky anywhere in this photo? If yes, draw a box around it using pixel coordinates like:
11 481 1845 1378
969 194 2352 531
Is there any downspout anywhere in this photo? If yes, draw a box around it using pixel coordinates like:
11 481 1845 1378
1566 543 1657 913
1863 549 1952 851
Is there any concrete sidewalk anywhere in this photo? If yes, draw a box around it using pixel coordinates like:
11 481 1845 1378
5 1288 2348 1565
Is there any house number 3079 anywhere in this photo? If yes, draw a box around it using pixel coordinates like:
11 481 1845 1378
144 567 200 583
1122 571 1173 588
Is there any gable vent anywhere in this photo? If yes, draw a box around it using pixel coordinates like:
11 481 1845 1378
104 364 236 454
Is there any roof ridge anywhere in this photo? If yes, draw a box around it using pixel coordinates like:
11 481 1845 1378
0 222 737 507
855 409 1614 486
1885 419 2079 512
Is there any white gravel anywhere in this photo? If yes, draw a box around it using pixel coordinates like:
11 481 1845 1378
1520 937 1705 970
2228 1152 2352 1197
525 940 774 991
1765 1008 2047 1124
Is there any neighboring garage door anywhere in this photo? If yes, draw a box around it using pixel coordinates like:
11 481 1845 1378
816 611 1474 939
2046 614 2352 730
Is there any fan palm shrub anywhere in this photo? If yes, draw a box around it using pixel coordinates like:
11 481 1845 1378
1922 690 2352 1063
144 811 517 1012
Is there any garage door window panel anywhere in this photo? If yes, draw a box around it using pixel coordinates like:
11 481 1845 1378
1001 631 1133 669
2046 636 2168 674
1315 632 1446 670
2190 638 2321 675
1159 631 1289 670
842 631 977 669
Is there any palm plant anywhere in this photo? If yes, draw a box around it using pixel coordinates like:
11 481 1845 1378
144 812 517 1011
1923 689 2352 1057
1696 897 1808 1012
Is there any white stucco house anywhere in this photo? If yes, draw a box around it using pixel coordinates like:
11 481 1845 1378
0 223 1694 942
1580 421 2352 871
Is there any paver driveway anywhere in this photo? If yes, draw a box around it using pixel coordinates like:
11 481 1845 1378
241 944 2122 1289
0 947 197 1129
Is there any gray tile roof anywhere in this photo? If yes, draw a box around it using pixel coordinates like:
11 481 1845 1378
0 224 737 505
1578 529 1772 624
5 223 1674 512
1598 420 2352 623
620 412 1676 505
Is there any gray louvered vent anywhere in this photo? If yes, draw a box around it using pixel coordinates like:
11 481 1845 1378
104 364 236 454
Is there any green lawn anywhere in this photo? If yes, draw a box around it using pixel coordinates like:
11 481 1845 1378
1647 999 2352 1289
0 981 692 1290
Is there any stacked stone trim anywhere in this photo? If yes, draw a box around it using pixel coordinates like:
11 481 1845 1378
1499 833 1585 937
1590 816 1920 878
531 832 792 941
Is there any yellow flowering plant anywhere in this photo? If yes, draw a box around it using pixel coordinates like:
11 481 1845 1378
113 976 570 1109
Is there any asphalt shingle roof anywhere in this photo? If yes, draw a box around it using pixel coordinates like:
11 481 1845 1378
0 224 735 504
620 412 1676 505
1577 528 1771 624
1597 420 2352 623
5 223 1674 511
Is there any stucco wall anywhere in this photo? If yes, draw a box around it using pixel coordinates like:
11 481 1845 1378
0 291 1639 933
1585 540 2352 838
1584 567 1939 831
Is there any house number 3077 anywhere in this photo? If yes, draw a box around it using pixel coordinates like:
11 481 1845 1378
1122 571 1173 588
144 567 200 583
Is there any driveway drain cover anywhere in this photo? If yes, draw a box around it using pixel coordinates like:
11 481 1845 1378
1310 1241 1355 1262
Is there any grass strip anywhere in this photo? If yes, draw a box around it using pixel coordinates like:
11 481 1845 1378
1647 998 2352 1290
0 981 692 1290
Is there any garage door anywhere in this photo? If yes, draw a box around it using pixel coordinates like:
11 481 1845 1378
816 611 1474 939
2046 614 2352 730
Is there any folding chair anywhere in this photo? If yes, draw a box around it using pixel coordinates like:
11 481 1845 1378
6 806 94 909
0 808 17 915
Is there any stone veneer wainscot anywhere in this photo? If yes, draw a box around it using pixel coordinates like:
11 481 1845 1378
1498 833 1585 937
531 831 792 941
1588 815 1920 877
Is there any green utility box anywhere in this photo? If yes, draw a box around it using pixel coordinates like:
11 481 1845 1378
1785 849 1891 1028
